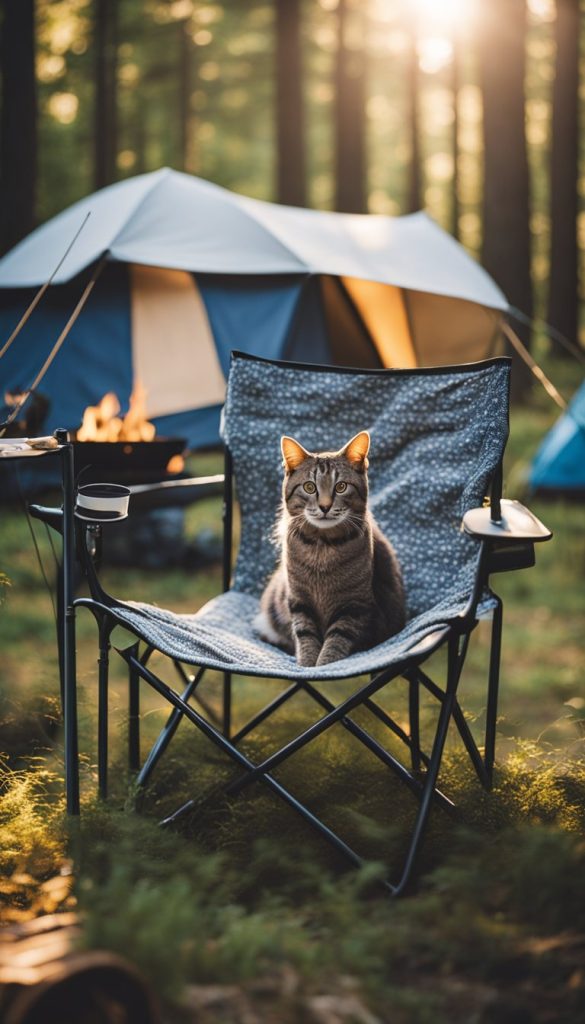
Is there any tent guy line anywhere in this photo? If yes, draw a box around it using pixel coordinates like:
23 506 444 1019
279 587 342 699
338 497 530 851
0 213 91 363
500 321 568 412
0 254 106 439
507 305 585 368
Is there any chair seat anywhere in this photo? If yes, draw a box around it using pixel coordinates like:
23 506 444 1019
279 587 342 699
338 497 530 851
107 587 495 680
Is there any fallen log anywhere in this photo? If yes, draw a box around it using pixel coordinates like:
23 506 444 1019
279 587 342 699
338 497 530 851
0 913 160 1024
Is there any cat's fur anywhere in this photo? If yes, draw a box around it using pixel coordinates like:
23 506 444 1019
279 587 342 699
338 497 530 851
256 431 406 667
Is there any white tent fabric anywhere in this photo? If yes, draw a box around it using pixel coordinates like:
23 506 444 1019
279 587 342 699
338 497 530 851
0 168 507 313
129 264 225 418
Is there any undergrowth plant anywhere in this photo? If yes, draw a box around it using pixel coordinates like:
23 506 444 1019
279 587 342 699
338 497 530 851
1 364 584 1021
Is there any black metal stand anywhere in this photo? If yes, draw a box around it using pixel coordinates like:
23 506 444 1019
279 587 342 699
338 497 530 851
58 439 80 814
14 437 80 814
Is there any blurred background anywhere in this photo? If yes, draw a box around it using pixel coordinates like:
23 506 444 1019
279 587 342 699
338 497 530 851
0 0 582 405
1 8 584 1020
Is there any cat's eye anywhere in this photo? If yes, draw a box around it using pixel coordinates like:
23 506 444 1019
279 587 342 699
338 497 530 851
303 481 316 493
335 481 347 493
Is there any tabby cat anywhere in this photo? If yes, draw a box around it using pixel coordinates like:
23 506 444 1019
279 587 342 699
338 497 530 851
256 431 406 666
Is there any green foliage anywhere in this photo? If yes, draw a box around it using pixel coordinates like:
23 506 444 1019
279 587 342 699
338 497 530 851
0 760 65 878
62 762 585 1018
0 383 584 1018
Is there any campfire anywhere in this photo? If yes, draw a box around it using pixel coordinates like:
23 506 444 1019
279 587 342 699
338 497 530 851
74 383 185 478
77 383 156 444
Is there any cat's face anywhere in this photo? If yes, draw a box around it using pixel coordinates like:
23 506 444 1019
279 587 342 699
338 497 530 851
281 432 370 531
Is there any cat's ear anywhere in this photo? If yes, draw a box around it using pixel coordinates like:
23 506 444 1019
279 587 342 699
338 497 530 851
281 436 310 472
343 431 370 470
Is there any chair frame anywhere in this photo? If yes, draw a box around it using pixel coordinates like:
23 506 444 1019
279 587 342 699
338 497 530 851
66 432 551 896
29 362 551 894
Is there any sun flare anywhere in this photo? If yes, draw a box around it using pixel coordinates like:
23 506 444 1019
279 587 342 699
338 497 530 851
413 0 476 30
371 0 477 72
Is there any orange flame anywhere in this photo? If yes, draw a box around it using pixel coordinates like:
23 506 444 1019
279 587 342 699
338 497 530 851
76 382 156 443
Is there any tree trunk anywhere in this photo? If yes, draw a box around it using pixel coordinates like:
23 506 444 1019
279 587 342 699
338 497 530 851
450 33 460 239
0 0 37 254
275 0 306 206
547 0 580 353
480 0 533 400
405 15 421 213
334 0 367 213
94 0 118 189
179 20 196 173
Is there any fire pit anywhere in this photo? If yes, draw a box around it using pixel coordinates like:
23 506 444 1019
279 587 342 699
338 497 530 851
68 384 224 568
73 386 186 484
73 437 187 483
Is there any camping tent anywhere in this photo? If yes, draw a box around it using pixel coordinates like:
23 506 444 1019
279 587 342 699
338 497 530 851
530 381 585 497
0 167 507 450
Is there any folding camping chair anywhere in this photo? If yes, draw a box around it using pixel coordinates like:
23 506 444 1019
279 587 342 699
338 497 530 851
73 352 551 895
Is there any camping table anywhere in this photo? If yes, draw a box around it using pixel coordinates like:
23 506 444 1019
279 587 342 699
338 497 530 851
0 436 79 814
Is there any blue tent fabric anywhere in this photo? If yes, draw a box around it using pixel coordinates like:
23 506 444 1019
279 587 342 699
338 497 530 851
0 268 337 496
110 353 511 680
0 264 133 438
0 269 333 456
283 276 331 365
530 382 585 495
197 274 311 373
0 169 511 501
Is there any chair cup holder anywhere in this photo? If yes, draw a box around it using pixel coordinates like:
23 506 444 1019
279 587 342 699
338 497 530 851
75 483 130 523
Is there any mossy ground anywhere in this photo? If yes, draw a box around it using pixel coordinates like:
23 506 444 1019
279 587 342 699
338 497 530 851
1 360 584 1021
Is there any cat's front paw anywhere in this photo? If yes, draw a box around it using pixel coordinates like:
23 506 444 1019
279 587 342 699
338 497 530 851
316 642 351 666
295 645 320 667
316 649 337 667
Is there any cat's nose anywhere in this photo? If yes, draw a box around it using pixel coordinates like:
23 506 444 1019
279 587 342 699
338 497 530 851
319 502 332 515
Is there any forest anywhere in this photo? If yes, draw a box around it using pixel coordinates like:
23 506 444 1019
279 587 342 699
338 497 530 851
1 4 584 1023
0 0 582 390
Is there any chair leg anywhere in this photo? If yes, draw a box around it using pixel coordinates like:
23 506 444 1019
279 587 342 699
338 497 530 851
120 640 466 895
174 661 220 726
128 643 140 774
297 680 454 812
121 648 367 872
231 683 302 745
97 618 112 800
408 676 421 772
223 671 232 739
484 595 503 788
137 666 207 788
363 694 430 767
393 633 465 896
415 666 490 789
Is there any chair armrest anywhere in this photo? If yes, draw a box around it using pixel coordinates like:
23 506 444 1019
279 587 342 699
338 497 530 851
462 499 552 542
128 474 224 512
29 504 64 533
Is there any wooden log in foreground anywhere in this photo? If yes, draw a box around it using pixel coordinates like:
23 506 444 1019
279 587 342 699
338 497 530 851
0 913 160 1024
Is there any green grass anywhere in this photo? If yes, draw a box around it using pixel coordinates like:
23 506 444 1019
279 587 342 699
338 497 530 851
1 378 584 1021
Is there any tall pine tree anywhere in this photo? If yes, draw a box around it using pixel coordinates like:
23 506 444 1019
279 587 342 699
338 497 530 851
0 0 37 254
547 0 580 352
480 0 533 399
275 0 306 206
405 10 421 213
94 0 118 189
334 0 367 213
